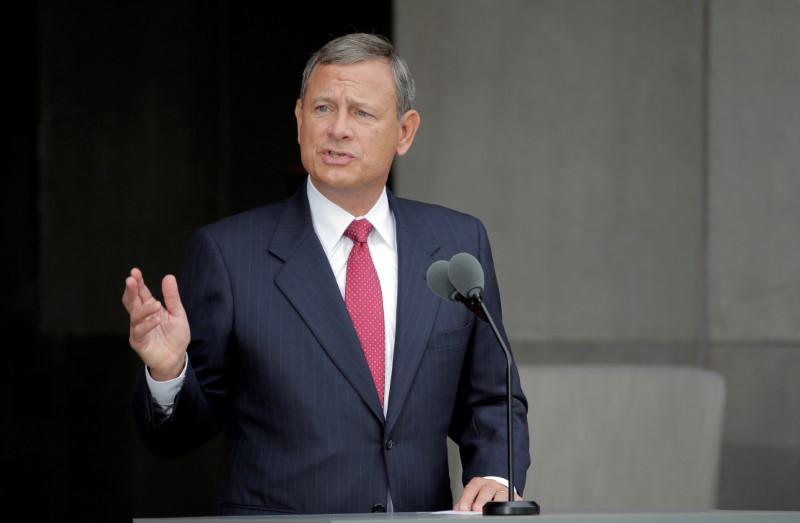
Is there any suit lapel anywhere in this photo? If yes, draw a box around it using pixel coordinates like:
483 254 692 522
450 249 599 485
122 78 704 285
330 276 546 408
385 193 442 435
269 189 385 423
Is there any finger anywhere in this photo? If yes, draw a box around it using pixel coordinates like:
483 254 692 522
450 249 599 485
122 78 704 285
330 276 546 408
130 312 161 343
455 478 483 511
122 276 141 313
162 274 185 318
130 299 162 326
494 486 511 502
131 267 154 302
471 483 501 511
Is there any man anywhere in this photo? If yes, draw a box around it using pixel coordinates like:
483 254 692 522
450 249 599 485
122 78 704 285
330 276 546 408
122 33 529 515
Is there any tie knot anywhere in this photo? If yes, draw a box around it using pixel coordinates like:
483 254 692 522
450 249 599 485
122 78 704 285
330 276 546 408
344 219 373 244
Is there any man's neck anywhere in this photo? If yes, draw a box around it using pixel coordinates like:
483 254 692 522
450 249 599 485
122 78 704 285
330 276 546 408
309 179 385 217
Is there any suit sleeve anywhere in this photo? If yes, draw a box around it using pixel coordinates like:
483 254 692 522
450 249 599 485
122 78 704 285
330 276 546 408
132 227 234 458
448 219 531 494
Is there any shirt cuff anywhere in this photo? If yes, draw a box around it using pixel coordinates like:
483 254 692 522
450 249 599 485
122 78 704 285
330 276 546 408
483 476 520 498
144 355 188 416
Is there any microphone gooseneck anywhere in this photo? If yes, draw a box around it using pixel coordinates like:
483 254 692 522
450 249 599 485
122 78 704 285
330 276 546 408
426 252 540 516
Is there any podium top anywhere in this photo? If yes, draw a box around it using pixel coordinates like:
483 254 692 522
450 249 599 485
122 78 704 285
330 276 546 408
133 511 800 523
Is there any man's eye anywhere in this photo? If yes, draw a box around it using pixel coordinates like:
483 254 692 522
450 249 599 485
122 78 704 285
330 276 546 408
356 110 372 118
315 105 330 113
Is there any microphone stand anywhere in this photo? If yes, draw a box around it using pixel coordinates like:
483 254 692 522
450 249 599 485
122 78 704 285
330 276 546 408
470 295 540 516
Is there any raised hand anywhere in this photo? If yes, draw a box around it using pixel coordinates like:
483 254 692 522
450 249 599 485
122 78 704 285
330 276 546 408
122 267 190 381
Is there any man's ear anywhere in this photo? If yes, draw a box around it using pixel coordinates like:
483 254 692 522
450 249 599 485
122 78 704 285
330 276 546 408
396 109 421 156
294 99 303 144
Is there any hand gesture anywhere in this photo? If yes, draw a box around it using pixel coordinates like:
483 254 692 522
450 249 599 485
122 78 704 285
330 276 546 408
122 268 190 381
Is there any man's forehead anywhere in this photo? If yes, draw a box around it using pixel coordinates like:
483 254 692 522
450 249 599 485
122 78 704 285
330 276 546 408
305 60 396 102
309 60 392 86
317 57 391 72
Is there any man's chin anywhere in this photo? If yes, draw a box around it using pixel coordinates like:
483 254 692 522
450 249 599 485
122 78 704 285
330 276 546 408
310 170 361 190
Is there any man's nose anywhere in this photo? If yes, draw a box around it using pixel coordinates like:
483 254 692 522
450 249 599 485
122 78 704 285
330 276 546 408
329 110 353 140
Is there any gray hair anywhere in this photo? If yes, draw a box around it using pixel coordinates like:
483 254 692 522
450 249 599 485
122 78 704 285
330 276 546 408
299 33 416 118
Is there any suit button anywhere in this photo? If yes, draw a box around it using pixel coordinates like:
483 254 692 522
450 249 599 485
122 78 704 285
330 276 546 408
371 503 386 513
384 439 395 450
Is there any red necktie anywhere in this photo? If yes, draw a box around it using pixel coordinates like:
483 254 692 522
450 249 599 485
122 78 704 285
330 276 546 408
344 219 385 407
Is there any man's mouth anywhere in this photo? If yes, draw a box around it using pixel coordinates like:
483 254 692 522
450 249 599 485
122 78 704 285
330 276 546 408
324 149 352 158
322 149 355 165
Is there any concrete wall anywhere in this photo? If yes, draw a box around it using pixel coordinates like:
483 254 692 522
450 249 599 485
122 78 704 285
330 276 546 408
707 0 800 509
395 0 799 510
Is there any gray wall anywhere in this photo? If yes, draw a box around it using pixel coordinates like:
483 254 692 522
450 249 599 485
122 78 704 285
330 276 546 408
708 0 800 509
395 0 799 510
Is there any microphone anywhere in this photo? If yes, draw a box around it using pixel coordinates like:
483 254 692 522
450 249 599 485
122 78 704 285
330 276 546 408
448 252 485 299
426 258 487 321
426 260 461 301
426 253 540 516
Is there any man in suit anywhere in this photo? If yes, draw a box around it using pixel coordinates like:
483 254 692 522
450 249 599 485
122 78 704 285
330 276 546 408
122 33 529 515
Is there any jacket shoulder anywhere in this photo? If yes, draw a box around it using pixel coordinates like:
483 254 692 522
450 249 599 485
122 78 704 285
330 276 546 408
192 200 288 250
392 196 486 243
393 196 481 225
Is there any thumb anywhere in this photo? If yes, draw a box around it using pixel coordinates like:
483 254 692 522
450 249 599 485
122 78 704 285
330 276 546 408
162 274 186 317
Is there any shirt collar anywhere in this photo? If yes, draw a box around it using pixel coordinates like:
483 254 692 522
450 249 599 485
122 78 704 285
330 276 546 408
306 177 395 256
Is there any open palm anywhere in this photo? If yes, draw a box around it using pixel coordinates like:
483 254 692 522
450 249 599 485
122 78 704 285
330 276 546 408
122 268 190 381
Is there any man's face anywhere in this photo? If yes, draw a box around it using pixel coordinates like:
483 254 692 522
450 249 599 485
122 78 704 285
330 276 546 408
295 59 419 211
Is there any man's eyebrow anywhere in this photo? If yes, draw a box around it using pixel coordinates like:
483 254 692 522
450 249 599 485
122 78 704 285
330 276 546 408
346 97 382 112
310 95 335 105
308 95 383 113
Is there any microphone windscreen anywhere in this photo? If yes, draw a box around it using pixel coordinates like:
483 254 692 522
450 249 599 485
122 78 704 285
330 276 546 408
426 260 458 301
448 252 484 298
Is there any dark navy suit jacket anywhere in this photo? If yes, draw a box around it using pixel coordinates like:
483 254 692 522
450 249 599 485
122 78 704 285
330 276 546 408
134 185 530 515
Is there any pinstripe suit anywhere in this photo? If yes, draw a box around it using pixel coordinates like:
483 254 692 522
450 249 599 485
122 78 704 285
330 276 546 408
133 184 530 515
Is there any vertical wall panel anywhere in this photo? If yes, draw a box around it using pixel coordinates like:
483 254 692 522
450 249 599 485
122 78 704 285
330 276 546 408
708 0 800 510
395 0 706 343
708 0 800 342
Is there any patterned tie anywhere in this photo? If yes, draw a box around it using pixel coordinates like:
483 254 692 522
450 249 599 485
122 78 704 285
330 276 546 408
344 219 385 407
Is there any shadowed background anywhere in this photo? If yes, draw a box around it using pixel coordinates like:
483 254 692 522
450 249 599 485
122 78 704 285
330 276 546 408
2 1 798 521
3 1 390 520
